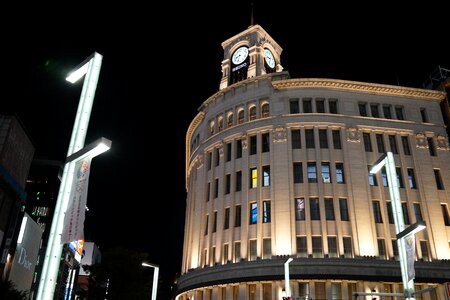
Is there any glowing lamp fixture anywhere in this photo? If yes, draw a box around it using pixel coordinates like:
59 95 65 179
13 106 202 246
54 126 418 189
369 153 387 174
65 137 111 163
397 221 426 240
65 54 94 83
142 262 159 300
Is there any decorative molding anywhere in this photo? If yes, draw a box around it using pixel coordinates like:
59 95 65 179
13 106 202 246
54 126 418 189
196 155 204 169
186 112 205 189
241 134 248 149
273 126 287 143
415 132 428 149
273 78 446 101
346 127 360 143
436 134 450 151
218 143 224 156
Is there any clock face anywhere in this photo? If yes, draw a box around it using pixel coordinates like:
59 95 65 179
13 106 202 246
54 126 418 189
232 46 249 65
264 49 275 68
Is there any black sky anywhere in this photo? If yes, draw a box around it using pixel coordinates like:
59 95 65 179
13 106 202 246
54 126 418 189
3 2 449 298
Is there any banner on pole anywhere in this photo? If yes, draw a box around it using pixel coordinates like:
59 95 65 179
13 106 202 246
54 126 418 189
405 234 416 282
61 158 91 244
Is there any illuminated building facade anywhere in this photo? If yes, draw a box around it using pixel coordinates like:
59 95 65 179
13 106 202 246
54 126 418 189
177 25 450 299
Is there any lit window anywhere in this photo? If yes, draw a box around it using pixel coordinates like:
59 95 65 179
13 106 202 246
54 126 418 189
262 165 270 187
295 198 305 221
336 163 345 184
250 202 257 224
250 167 258 188
263 201 271 223
307 162 317 183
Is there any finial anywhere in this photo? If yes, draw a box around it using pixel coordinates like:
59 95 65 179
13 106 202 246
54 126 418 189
250 2 254 26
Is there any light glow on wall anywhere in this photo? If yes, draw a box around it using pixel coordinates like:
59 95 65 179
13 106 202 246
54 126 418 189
17 217 28 244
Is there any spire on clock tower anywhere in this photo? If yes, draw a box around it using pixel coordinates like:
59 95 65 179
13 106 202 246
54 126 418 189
219 24 283 90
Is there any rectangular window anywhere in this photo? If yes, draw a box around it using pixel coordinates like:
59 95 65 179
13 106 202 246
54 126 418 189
359 103 367 116
250 135 257 155
310 198 320 220
392 240 399 260
225 174 231 194
214 178 219 198
402 136 411 155
206 182 211 201
307 162 317 183
316 98 325 113
319 129 328 148
250 167 258 188
235 171 242 191
204 215 209 235
348 283 357 299
378 239 386 259
383 105 392 119
291 129 301 149
434 169 444 189
249 240 257 261
263 201 271 223
428 138 436 156
389 135 398 154
371 104 380 118
293 162 303 183
396 167 404 188
213 211 217 232
386 202 394 224
336 163 345 184
208 152 212 170
296 236 307 257
315 283 326 299
402 204 409 226
332 130 341 149
215 148 220 166
303 98 312 113
368 165 378 186
226 143 232 161
339 198 349 221
420 108 428 122
321 162 331 183
235 205 241 227
224 207 230 229
248 285 256 300
381 167 388 187
441 204 450 226
376 134 385 153
312 236 323 258
343 237 353 258
420 241 430 261
223 244 229 264
262 133 270 152
363 133 372 152
395 106 404 120
331 283 342 300
263 239 271 259
295 198 305 220
373 201 383 223
325 198 335 220
263 284 272 300
236 139 242 159
250 202 257 224
413 203 423 222
262 165 270 187
329 99 338 114
298 283 309 299
407 168 416 189
290 99 299 114
211 247 216 266
305 129 315 148
234 241 241 262
328 236 338 258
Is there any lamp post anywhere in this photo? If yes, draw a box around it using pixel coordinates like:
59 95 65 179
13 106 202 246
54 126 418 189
36 52 108 300
369 152 426 299
142 262 159 300
284 257 293 299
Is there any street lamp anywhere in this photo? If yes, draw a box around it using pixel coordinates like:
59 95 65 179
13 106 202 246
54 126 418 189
142 262 159 300
36 52 108 300
284 257 293 299
369 152 426 299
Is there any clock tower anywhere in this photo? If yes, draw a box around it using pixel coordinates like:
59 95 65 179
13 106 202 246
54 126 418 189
220 24 283 90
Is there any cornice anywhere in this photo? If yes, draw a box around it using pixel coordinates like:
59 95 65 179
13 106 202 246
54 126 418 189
185 112 205 189
273 78 446 101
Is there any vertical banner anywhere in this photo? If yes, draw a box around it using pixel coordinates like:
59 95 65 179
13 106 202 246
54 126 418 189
61 157 91 244
405 234 416 282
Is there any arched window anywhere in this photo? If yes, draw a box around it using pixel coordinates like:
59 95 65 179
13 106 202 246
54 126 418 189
238 110 245 124
261 103 269 118
227 113 233 128
249 106 257 121
209 121 215 136
218 116 224 132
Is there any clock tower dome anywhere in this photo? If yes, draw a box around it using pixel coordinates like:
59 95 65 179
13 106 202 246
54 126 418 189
219 24 283 90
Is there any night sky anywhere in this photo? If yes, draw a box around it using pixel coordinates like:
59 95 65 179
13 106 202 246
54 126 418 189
3 2 449 297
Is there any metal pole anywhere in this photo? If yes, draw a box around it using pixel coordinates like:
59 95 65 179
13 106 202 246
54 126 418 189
284 258 293 298
151 266 159 300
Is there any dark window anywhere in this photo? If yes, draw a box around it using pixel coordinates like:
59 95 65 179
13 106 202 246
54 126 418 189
420 108 428 122
407 168 416 189
290 99 299 114
310 198 320 220
224 207 230 229
339 198 349 221
250 202 257 224
328 236 338 257
250 135 257 155
263 201 271 223
262 133 270 152
441 204 450 226
214 178 219 198
402 203 410 225
208 152 212 170
373 201 383 223
225 174 231 194
389 135 398 154
312 236 322 258
329 99 338 114
381 167 388 187
293 162 303 183
386 202 394 224
434 169 444 190
319 129 328 149
420 241 430 261
235 205 241 227
296 236 307 257
343 237 353 258
383 105 392 119
238 110 245 124
336 163 345 184
413 203 423 222
428 138 436 156
303 98 312 113
363 133 372 152
261 103 270 118
395 106 404 120
332 130 341 149
226 143 232 161
325 198 335 220
376 134 385 153
378 239 386 259
262 165 270 187
236 140 242 158
402 136 411 155
321 162 331 183
295 198 305 220
227 113 233 127
368 165 378 186
235 171 242 191
204 215 209 235
206 182 211 201
291 129 301 149
307 162 317 183
371 104 380 118
249 106 257 120
392 240 399 260
305 129 315 148
212 211 217 232
359 103 367 116
316 98 325 113
215 148 220 166
396 167 404 188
